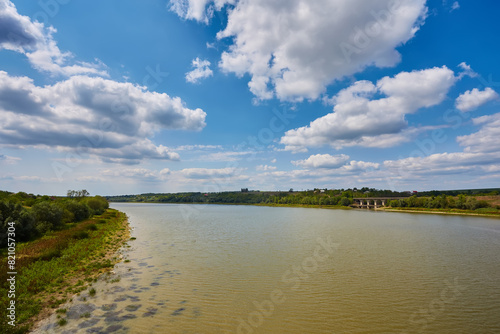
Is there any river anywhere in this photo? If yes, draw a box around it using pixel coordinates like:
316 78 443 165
35 203 500 333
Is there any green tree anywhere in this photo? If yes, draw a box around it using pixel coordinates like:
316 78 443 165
447 196 456 208
340 197 351 206
31 201 64 233
389 200 400 207
465 197 478 210
0 201 36 246
63 200 91 222
407 195 418 207
82 196 109 215
438 194 448 208
456 194 466 209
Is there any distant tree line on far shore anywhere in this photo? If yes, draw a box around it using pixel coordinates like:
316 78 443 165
107 187 500 212
0 190 109 247
388 194 492 210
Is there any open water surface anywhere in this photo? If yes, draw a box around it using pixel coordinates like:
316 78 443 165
34 203 500 333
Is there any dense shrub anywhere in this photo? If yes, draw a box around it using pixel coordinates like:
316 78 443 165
63 200 91 222
340 197 352 206
31 202 64 232
0 193 111 248
82 196 109 215
476 200 489 209
388 194 494 211
72 231 89 240
39 248 63 261
87 224 98 231
389 200 400 207
0 201 36 246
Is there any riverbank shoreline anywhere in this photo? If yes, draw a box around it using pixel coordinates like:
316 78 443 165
378 207 500 218
0 209 130 334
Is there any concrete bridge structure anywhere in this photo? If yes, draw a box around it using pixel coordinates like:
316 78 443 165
352 197 408 209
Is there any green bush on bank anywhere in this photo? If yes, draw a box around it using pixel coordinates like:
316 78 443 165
0 201 36 244
389 195 494 211
0 191 110 248
62 200 91 222
81 196 109 215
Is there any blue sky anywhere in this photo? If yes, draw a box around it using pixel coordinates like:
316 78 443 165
0 0 499 196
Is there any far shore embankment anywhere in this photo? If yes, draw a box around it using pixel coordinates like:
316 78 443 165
110 201 500 219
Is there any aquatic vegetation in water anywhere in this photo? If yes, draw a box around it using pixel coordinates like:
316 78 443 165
171 307 185 316
125 304 142 312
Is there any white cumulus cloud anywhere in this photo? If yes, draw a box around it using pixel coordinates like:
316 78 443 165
457 62 477 79
281 66 457 151
0 0 107 76
457 112 500 153
256 165 277 171
292 154 350 169
180 167 246 179
169 0 428 101
0 71 206 163
169 0 235 24
186 57 213 83
455 87 498 112
216 0 428 101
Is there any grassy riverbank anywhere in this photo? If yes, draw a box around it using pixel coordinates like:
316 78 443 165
379 206 500 218
0 209 129 334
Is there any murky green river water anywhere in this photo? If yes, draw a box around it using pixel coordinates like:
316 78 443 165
34 204 500 333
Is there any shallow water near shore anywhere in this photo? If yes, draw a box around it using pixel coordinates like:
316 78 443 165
34 203 500 333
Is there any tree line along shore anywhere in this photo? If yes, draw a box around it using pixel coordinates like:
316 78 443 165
0 190 130 333
107 187 500 216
